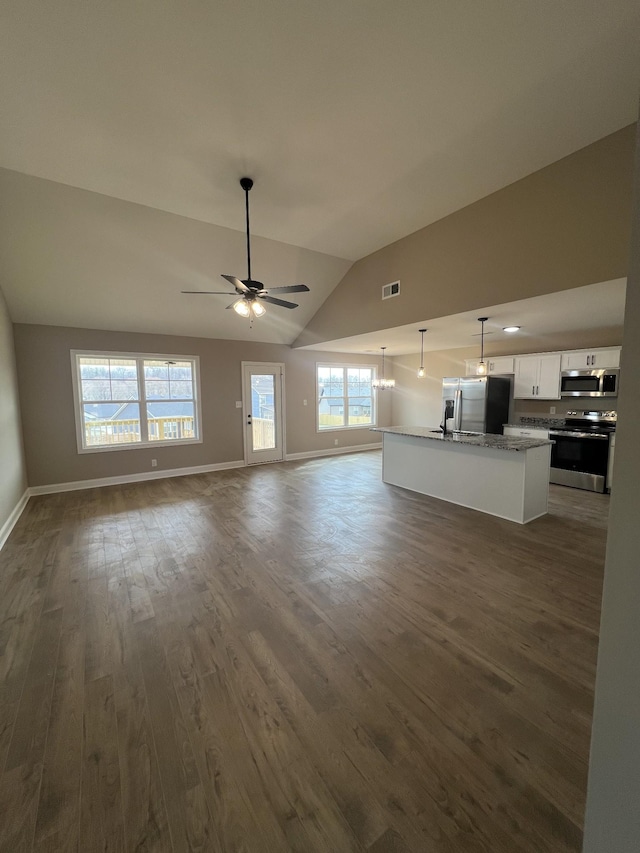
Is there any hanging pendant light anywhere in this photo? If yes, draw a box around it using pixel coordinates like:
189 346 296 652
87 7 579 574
372 346 395 389
476 317 488 375
417 328 427 378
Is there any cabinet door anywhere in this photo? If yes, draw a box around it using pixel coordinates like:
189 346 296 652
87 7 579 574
513 356 539 399
536 353 561 399
591 348 621 369
561 351 590 370
504 426 548 439
488 356 514 374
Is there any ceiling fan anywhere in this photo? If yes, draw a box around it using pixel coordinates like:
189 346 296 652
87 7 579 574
182 177 310 319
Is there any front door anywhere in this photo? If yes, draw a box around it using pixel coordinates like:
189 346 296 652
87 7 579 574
242 362 285 464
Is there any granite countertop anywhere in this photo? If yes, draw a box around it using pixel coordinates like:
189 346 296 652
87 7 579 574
371 425 553 452
503 423 554 430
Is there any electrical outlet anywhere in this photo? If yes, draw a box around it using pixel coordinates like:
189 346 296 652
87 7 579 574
334 439 339 446
303 399 307 406
151 459 157 468
550 406 556 414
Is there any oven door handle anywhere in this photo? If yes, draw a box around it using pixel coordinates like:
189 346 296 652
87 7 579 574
549 430 609 440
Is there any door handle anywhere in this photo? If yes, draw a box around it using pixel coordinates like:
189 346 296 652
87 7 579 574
536 385 539 395
532 385 535 395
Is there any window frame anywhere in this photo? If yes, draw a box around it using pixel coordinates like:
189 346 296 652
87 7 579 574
70 349 203 453
315 362 377 432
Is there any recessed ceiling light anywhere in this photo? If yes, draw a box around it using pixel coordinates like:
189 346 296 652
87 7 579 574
503 325 521 333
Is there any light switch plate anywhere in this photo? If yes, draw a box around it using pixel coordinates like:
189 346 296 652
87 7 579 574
236 401 242 408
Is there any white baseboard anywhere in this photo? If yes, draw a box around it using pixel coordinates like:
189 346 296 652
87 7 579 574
0 489 30 551
29 459 246 496
286 443 382 461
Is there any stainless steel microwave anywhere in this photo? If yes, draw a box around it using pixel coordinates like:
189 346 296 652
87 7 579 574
560 368 619 397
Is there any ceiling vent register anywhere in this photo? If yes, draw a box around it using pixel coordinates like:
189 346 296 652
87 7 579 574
382 281 400 300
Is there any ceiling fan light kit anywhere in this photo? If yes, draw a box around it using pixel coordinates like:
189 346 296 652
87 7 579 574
182 177 310 320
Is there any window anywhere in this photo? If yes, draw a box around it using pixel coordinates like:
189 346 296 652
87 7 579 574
317 364 375 430
71 351 201 452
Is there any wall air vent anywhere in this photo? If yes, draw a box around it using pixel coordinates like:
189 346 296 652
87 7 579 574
382 280 400 300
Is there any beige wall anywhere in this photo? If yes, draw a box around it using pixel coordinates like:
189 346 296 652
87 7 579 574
390 350 470 427
583 116 640 853
0 286 27 535
295 125 635 348
13 324 389 487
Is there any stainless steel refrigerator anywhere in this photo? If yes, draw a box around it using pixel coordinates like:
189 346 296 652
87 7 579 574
442 376 511 435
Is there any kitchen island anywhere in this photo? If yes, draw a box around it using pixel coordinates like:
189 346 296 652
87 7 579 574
372 426 553 524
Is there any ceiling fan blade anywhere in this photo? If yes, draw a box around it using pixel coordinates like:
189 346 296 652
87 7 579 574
221 274 249 292
265 285 310 294
261 295 299 309
182 290 234 295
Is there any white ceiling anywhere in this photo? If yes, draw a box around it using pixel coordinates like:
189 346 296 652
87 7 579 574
0 1 639 345
299 279 627 355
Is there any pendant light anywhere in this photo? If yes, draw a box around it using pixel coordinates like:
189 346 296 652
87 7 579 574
417 328 427 378
372 346 395 389
476 317 488 375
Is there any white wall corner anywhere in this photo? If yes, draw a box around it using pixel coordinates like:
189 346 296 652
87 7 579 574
0 489 30 552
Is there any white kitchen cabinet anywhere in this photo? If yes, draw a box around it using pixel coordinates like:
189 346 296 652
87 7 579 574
503 426 549 440
487 356 515 374
514 354 561 399
560 347 621 370
465 356 515 376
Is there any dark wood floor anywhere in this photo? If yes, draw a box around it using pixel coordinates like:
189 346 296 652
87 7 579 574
0 450 608 852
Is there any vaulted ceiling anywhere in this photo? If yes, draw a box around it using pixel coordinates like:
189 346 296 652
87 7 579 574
1 0 639 344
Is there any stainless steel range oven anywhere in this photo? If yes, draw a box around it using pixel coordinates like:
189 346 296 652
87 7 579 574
549 411 616 493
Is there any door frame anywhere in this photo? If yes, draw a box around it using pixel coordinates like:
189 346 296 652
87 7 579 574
241 361 286 465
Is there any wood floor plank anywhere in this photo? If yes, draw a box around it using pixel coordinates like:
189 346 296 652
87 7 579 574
33 577 85 852
0 451 608 851
80 675 125 853
134 616 218 853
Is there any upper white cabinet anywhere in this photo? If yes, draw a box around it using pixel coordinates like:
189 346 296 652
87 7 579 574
465 356 515 376
514 353 561 399
560 347 621 370
487 356 515 375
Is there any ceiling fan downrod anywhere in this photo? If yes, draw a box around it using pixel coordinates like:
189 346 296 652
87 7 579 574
240 177 253 283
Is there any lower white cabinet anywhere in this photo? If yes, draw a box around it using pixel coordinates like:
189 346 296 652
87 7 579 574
514 354 561 399
503 426 549 440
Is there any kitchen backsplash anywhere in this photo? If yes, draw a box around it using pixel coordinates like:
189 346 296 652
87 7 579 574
513 396 618 418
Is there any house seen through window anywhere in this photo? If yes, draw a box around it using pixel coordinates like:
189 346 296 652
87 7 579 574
317 364 375 430
72 352 201 451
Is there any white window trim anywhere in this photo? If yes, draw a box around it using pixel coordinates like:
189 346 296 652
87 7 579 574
70 349 203 454
316 362 377 433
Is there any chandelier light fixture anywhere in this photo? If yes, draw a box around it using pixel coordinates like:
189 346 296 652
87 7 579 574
417 328 427 378
372 346 395 390
476 317 488 375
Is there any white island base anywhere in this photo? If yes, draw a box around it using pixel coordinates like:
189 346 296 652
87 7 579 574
380 431 551 524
